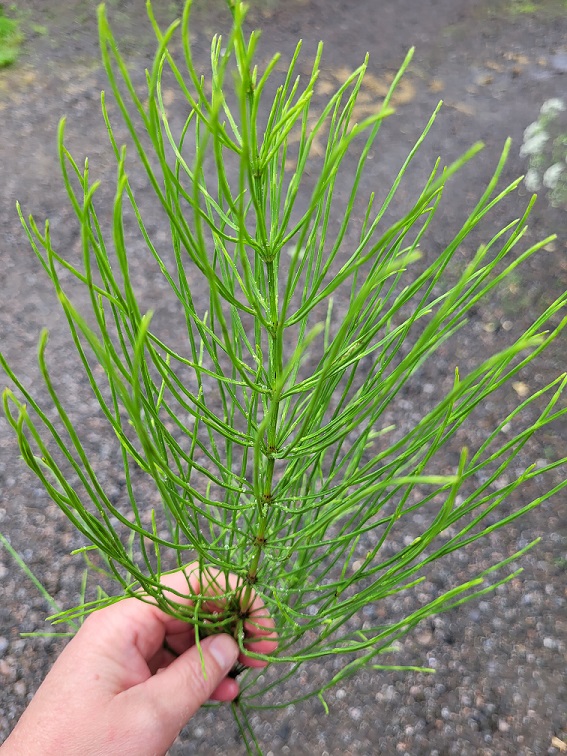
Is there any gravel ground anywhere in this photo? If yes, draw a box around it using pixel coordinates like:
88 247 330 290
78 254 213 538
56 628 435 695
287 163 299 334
1 1 566 754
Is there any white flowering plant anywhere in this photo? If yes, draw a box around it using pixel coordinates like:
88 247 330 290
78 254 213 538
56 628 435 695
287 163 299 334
2 2 567 752
521 97 567 207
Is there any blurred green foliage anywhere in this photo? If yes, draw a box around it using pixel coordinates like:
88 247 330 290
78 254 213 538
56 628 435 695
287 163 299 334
0 4 23 67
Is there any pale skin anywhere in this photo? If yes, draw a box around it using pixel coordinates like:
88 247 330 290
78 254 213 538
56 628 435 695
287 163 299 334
1 565 277 756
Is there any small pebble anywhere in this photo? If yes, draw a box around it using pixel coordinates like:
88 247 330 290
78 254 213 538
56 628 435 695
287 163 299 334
0 660 17 682
551 53 567 72
349 707 362 721
0 638 8 657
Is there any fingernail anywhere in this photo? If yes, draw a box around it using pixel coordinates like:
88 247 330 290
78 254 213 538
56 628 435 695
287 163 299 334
208 634 238 670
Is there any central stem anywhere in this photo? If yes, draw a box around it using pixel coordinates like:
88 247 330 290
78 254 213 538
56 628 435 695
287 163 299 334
242 255 282 610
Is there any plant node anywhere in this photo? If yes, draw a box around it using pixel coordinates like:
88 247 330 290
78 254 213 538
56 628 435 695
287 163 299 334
245 572 258 586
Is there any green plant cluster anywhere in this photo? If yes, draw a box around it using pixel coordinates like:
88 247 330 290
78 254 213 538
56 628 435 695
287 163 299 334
0 4 23 67
1 1 566 751
507 0 567 15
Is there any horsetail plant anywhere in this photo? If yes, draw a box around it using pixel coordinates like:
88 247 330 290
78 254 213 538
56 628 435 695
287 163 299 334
2 0 567 751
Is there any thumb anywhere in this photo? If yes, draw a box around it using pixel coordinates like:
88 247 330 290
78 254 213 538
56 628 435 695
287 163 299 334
123 634 239 749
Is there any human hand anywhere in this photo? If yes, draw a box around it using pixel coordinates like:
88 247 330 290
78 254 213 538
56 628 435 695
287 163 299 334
1 565 277 756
